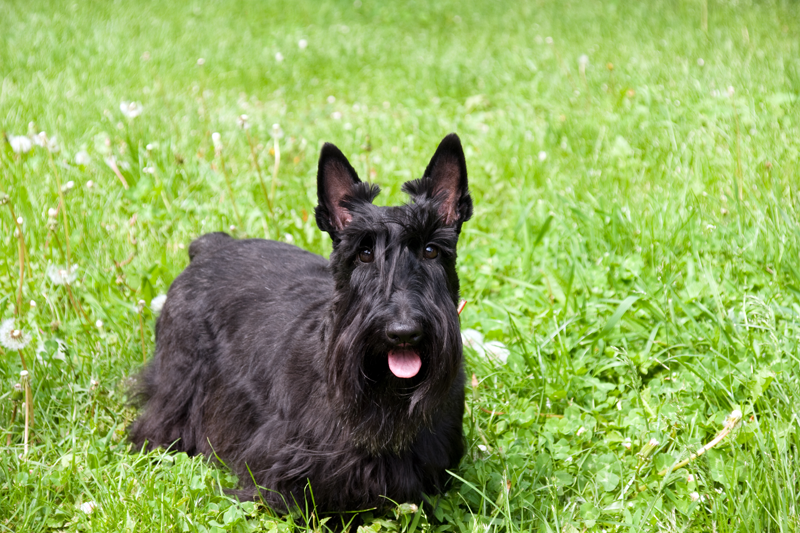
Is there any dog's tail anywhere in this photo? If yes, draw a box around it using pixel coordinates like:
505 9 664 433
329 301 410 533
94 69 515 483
188 232 234 261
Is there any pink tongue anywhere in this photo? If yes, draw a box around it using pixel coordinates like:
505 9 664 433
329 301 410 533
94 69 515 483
387 348 422 378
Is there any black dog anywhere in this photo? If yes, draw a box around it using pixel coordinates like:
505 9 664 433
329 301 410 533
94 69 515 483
130 133 473 515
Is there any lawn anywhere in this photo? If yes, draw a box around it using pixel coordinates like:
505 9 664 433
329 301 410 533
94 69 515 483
1 0 799 531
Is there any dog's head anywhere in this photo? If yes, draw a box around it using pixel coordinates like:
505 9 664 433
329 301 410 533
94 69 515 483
314 134 472 453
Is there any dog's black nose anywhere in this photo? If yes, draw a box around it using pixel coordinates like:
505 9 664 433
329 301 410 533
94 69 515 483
386 322 422 345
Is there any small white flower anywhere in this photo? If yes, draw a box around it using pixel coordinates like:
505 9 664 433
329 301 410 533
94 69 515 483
622 438 632 450
48 207 58 218
697 58 705 67
75 150 91 165
142 166 155 174
725 409 743 428
538 151 547 161
477 444 487 452
648 438 659 446
80 501 97 514
29 300 36 308
212 132 223 150
90 379 100 390
196 57 205 66
0 319 32 351
545 36 553 44
86 180 95 189
576 427 586 436
237 114 250 130
331 111 342 120
275 52 284 62
9 135 33 154
298 39 308 50
120 101 143 119
95 320 104 329
151 294 167 315
327 95 336 104
689 492 700 502
65 180 75 190
17 216 23 225
46 264 78 285
145 142 158 151
687 474 695 483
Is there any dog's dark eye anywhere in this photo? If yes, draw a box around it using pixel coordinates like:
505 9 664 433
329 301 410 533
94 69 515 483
423 245 439 259
358 247 374 263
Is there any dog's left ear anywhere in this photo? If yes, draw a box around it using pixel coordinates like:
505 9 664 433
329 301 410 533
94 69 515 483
404 133 473 228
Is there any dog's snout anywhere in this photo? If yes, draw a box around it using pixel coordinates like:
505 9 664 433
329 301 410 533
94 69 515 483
386 322 422 345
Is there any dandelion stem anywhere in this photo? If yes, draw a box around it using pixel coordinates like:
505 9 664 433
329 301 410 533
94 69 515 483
47 150 72 271
246 131 273 221
217 148 243 228
18 350 28 372
20 371 33 455
270 134 280 223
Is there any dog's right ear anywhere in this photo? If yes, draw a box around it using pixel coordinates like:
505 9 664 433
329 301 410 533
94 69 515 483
315 143 362 235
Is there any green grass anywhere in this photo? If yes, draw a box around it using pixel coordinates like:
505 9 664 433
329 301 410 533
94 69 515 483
2 0 800 530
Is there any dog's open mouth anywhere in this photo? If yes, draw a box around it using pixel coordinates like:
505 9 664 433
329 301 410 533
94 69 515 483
387 348 422 378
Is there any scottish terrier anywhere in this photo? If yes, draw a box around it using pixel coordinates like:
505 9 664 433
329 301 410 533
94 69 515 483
129 133 473 515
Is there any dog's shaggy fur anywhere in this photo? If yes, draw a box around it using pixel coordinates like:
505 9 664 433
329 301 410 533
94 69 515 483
129 134 472 514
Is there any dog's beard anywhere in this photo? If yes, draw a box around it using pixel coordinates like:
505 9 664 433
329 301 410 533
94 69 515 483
326 309 462 455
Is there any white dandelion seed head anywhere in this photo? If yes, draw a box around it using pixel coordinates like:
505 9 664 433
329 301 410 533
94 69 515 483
47 208 58 218
331 111 343 120
74 150 91 165
33 131 47 147
86 180 94 189
727 86 735 97
298 39 308 50
271 123 284 138
142 166 155 174
145 142 158 151
120 101 143 119
46 264 78 286
65 180 75 190
95 319 104 329
275 52 284 62
578 54 589 66
196 57 205 66
237 114 250 130
689 492 700 502
1 319 32 351
211 132 222 150
327 95 336 104
9 135 33 154
16 216 23 225
151 294 167 315
538 151 547 161
697 58 705 67
29 300 36 308
545 36 554 44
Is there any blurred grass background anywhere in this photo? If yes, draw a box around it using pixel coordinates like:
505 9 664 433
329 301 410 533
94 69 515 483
1 0 800 531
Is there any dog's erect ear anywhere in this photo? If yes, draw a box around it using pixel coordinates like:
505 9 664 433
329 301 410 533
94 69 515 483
315 143 362 233
404 133 473 228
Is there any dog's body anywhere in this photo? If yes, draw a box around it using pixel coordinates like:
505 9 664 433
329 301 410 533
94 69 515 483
130 134 472 513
